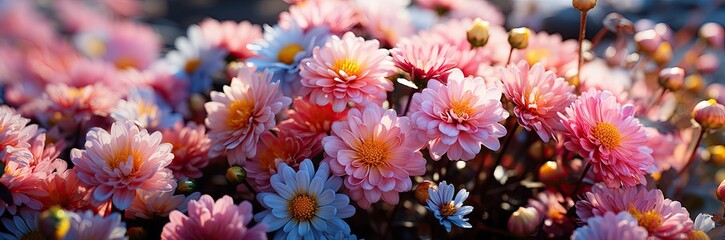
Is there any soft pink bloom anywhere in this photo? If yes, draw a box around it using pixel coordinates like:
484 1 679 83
71 120 176 210
300 32 395 112
161 122 212 179
161 195 267 240
65 210 127 240
511 31 578 76
579 59 631 101
119 63 189 108
39 83 120 127
409 69 509 161
276 98 348 144
199 18 262 60
576 184 693 239
447 0 505 26
499 61 575 142
125 190 201 219
0 106 38 159
390 37 458 83
244 130 320 192
5 133 66 178
323 104 426 208
354 0 415 46
38 169 95 212
572 212 649 240
100 0 142 18
416 0 464 12
205 65 292 165
644 127 686 172
526 191 575 238
0 0 57 46
0 161 47 215
279 0 358 35
558 89 655 188
53 0 111 32
104 21 162 70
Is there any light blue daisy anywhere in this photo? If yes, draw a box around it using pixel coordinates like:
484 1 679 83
110 87 181 130
165 24 226 93
254 159 356 240
426 181 473 232
247 23 329 97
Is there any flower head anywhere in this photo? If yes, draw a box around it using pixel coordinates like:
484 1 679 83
0 161 47 215
390 38 457 84
511 31 578 75
692 99 725 130
38 169 95 212
161 122 212 179
0 106 37 158
0 210 45 240
426 181 473 232
111 87 182 131
354 0 414 46
244 130 320 192
526 191 575 238
125 190 201 220
279 0 358 35
572 212 648 240
65 210 126 240
276 98 349 145
199 18 262 60
39 83 120 132
162 195 266 239
165 24 226 93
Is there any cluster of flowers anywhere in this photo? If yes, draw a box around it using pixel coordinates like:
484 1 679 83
0 0 724 239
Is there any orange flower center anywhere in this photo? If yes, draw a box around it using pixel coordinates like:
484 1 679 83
278 44 304 65
332 59 362 76
114 56 138 70
68 87 86 99
356 138 390 167
184 58 201 74
107 144 144 172
137 101 158 116
450 99 475 118
525 48 550 66
591 122 622 148
226 99 255 129
439 202 457 218
288 194 317 221
85 38 107 57
628 205 662 233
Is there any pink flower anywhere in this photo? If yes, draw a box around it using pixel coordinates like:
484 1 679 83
205 65 292 165
65 210 127 240
5 133 66 178
161 195 267 240
511 31 578 76
71 120 176 210
322 104 426 208
276 98 348 145
390 38 458 84
499 61 575 142
576 184 693 239
199 18 262 60
120 63 189 108
447 0 505 26
103 21 162 70
526 191 575 238
0 106 37 158
279 0 358 35
409 69 509 161
300 32 395 112
572 212 649 240
162 122 212 179
244 130 320 192
38 83 120 130
558 89 655 188
125 190 201 219
644 127 687 172
355 0 414 46
38 169 95 212
0 161 47 215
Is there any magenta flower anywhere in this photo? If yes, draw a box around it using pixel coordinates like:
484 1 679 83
390 38 458 84
161 195 267 240
276 98 348 145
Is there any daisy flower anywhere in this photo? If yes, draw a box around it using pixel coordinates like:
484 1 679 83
254 159 356 239
572 212 648 240
409 69 509 161
0 161 47 215
111 87 182 131
499 61 575 142
511 31 578 76
0 106 38 158
204 65 292 165
390 38 458 84
279 0 358 35
125 189 201 220
322 104 426 208
244 130 321 192
199 18 263 60
65 210 127 240
161 122 211 179
300 32 395 112
558 89 655 188
162 195 266 239
576 184 693 239
426 181 473 232
247 23 329 97
70 120 176 210
165 24 226 93
276 98 349 145
0 210 44 240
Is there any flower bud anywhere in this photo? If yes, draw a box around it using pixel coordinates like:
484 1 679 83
226 166 247 185
709 145 725 165
508 27 531 49
177 179 197 194
634 29 662 54
572 0 597 12
692 99 725 130
127 227 147 240
706 83 725 103
652 42 672 66
658 67 684 91
717 179 725 201
467 18 490 48
699 22 724 49
602 12 634 34
697 53 719 74
415 180 436 205
685 74 705 93
539 161 566 185
508 207 541 235
39 206 70 240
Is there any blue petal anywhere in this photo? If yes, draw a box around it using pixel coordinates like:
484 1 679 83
298 220 310 236
316 206 337 219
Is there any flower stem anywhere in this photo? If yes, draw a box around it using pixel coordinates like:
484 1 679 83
243 180 258 195
590 27 608 48
677 127 705 179
402 88 417 116
506 48 514 65
570 162 592 200
576 11 588 87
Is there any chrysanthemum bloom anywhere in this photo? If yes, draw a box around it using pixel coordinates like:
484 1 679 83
0 106 37 158
5 133 66 179
390 38 457 84
121 62 190 108
244 130 320 192
511 31 578 75
499 61 575 142
162 195 267 239
409 69 509 161
102 21 161 70
276 98 348 145
572 212 648 240
323 104 426 208
576 184 693 239
38 169 95 212
447 0 505 25
526 191 575 238
0 209 45 239
199 18 262 60
71 120 176 210
161 122 211 179
248 23 329 97
111 87 182 131
255 159 355 239
39 83 119 131
559 89 655 188
65 210 126 240
644 127 683 172
205 65 292 165
426 181 473 232
165 24 226 93
279 0 358 35
0 161 47 215
300 32 395 112
354 0 415 46
125 190 201 220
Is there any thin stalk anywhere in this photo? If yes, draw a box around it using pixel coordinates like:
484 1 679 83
677 128 705 179
590 27 608 48
570 162 592 200
576 11 588 86
480 122 519 192
506 48 514 65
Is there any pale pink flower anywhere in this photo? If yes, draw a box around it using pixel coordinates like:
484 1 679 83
448 0 505 26
579 59 631 101
161 122 212 179
354 0 415 46
511 31 578 76
300 32 395 112
244 130 320 192
572 212 648 240
205 65 292 165
416 0 464 12
0 106 38 159
409 69 509 161
71 120 176 210
576 184 693 239
0 0 57 46
125 189 201 219
119 63 189 108
644 127 682 172
65 210 127 240
161 195 267 240
5 133 66 178
279 0 358 35
499 61 575 142
39 83 120 130
526 191 575 238
322 104 426 208
0 161 47 215
558 89 655 188
104 21 162 70
38 169 95 212
276 98 348 145
199 18 262 60
390 37 458 83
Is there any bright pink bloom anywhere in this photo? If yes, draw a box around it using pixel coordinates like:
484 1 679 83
559 89 655 188
125 190 201 220
390 38 458 83
572 212 649 240
322 104 426 208
276 98 348 144
161 122 211 179
409 69 509 161
499 61 575 142
199 18 262 60
161 195 267 240
511 31 578 76
279 0 358 35
300 32 395 112
205 65 292 165
0 161 47 215
0 106 37 159
71 121 176 210
38 169 95 212
244 130 320 192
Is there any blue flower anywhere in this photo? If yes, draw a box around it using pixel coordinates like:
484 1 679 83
165 25 226 93
426 181 473 232
254 159 356 240
110 87 181 130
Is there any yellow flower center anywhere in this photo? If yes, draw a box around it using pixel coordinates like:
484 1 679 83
288 194 318 221
332 59 362 76
277 43 304 65
68 87 86 99
356 138 390 167
226 100 255 129
85 38 107 58
184 58 201 74
707 99 718 105
525 48 550 65
591 122 622 148
114 56 137 70
450 99 475 118
137 101 158 116
439 202 457 218
21 230 45 240
107 144 143 172
628 205 663 233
